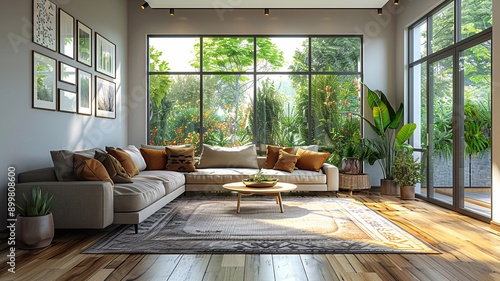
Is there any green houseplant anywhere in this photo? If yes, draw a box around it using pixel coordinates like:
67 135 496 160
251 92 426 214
393 150 423 199
16 187 55 249
342 137 375 174
358 84 417 195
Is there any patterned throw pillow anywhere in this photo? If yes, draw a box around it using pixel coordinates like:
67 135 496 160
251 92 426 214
166 146 197 172
73 154 113 186
94 151 133 183
295 148 330 172
273 150 300 173
264 145 294 169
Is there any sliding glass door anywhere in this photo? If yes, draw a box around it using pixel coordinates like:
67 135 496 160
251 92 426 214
409 0 492 221
428 54 454 206
458 39 491 217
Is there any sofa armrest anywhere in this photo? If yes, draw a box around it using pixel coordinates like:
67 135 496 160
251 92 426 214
322 163 339 191
16 181 114 229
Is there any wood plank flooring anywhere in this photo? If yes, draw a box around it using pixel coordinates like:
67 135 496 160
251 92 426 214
1 193 499 281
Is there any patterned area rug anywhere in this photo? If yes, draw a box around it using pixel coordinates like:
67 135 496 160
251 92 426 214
84 196 438 254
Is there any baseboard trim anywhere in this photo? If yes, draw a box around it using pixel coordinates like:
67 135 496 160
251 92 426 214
491 221 500 232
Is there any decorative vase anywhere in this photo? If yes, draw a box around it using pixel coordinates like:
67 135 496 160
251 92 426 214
341 157 361 174
400 185 416 200
16 213 54 249
380 179 399 196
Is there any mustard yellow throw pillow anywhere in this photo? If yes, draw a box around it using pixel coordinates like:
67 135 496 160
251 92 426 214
295 148 330 172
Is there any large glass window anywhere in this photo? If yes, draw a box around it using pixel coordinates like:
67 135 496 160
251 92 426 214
409 0 492 221
148 36 362 167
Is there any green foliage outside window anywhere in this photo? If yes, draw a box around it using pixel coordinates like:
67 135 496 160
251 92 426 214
148 36 362 164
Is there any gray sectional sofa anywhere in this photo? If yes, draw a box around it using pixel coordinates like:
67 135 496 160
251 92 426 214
16 144 339 233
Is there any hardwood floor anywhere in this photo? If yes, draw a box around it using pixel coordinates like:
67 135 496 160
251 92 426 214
1 193 499 281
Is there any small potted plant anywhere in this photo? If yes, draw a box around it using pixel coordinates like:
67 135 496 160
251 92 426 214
16 187 54 249
342 137 376 174
393 150 423 200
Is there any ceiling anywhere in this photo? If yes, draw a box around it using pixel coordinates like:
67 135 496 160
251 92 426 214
145 0 390 9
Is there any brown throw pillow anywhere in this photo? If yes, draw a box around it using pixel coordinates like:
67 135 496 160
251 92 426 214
165 146 197 172
73 154 113 186
107 148 140 177
94 151 133 183
295 148 330 172
139 148 168 170
273 150 300 172
264 145 294 169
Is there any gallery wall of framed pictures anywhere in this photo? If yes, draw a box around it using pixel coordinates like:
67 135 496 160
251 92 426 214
32 0 117 119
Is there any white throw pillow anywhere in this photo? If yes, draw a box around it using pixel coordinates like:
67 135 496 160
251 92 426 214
197 144 259 169
120 145 147 171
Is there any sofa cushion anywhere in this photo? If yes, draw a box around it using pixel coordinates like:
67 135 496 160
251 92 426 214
273 150 300 172
113 180 166 212
260 168 327 184
73 154 113 186
120 145 147 171
94 151 133 183
140 148 167 170
185 168 259 184
50 148 105 181
295 148 330 172
197 144 259 169
264 145 294 169
166 146 197 172
134 170 186 194
107 148 140 177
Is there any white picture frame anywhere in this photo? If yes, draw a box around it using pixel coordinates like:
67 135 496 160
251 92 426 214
95 76 116 119
58 89 77 113
33 0 57 51
95 33 116 78
59 9 74 59
59 62 76 85
33 51 57 111
77 21 92 66
77 69 92 115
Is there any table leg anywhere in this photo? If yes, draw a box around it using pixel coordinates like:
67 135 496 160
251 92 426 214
275 196 279 204
277 192 284 213
237 192 241 214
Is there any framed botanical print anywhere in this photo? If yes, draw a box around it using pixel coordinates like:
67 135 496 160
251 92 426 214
59 62 76 85
33 51 57 110
77 69 92 115
58 89 77 113
95 76 116 119
77 21 92 66
95 33 116 78
59 9 74 58
33 0 57 51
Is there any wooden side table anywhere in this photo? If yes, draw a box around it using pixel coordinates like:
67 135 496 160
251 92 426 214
339 173 371 195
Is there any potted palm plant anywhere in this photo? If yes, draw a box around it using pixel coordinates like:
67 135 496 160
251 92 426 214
393 150 423 199
358 83 417 195
16 187 54 249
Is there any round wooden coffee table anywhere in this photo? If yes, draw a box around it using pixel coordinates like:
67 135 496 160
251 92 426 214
222 182 297 213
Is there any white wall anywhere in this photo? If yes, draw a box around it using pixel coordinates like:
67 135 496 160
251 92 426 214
127 2 397 185
0 0 128 229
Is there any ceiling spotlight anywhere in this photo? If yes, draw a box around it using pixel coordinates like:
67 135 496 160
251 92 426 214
394 0 400 5
377 8 383 15
264 8 269 16
170 8 174 16
141 2 149 10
